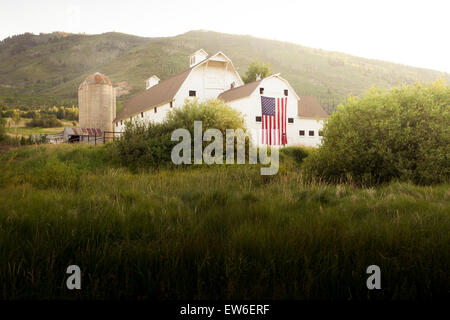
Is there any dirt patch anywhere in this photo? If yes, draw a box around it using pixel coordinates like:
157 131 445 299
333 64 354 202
0 144 18 154
114 81 132 97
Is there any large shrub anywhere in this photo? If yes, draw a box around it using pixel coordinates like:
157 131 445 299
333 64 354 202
26 116 62 128
303 81 450 185
113 98 246 169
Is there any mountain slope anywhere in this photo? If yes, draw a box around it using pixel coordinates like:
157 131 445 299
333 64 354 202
0 30 448 113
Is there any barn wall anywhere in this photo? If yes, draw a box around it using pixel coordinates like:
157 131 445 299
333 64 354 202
225 77 325 147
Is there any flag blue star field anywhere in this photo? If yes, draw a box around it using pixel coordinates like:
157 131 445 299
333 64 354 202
260 96 288 145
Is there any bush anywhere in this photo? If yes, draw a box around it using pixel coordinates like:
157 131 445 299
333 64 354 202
113 98 246 169
303 81 450 185
26 116 62 128
279 146 311 165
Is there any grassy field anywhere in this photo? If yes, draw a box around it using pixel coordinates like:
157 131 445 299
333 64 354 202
3 118 75 136
0 144 448 300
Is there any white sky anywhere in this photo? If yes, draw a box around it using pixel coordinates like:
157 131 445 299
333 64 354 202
1 0 449 72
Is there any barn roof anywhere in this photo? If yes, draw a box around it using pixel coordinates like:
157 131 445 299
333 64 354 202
217 80 263 102
115 67 192 122
64 127 103 136
218 74 301 103
298 95 328 118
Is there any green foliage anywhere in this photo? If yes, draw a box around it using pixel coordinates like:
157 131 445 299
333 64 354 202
279 146 311 164
0 105 78 121
242 60 271 83
0 133 48 147
113 98 246 169
113 120 176 170
26 116 63 128
303 81 450 185
165 98 245 134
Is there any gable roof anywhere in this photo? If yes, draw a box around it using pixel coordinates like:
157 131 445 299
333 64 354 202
114 51 243 122
207 51 243 85
217 80 262 102
190 49 208 57
298 95 328 118
218 74 301 104
114 67 192 122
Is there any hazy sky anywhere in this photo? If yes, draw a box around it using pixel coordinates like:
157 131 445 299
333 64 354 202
1 0 449 72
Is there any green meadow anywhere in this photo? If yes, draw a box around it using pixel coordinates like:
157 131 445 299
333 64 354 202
0 144 448 299
3 117 74 136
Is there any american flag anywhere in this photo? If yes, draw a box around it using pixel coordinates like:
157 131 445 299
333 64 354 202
261 96 288 145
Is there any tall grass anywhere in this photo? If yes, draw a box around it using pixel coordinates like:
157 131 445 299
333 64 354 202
0 144 448 299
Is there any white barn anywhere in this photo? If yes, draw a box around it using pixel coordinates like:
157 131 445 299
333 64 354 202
114 49 328 147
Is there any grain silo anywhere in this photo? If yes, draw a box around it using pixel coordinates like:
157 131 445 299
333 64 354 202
78 72 116 132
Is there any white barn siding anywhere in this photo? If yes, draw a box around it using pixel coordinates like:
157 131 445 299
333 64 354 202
114 102 172 132
293 118 324 147
176 61 241 102
225 76 325 147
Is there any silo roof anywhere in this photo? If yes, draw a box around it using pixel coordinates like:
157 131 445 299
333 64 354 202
79 72 112 89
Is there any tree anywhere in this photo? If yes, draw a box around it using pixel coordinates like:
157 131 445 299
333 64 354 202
114 98 246 169
242 60 271 83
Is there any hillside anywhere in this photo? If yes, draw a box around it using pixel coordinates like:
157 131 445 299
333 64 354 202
0 30 449 113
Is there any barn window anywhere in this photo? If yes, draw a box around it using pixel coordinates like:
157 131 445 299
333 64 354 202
259 88 264 94
189 90 196 97
256 116 262 122
116 122 118 127
288 118 294 123
170 101 173 108
309 130 314 136
284 89 288 96
120 121 123 125
141 112 144 118
154 107 157 113
299 130 305 136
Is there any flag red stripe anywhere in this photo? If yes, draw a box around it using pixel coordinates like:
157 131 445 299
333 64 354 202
272 115 274 145
283 96 286 144
283 99 286 144
263 115 265 144
282 97 285 145
265 115 268 145
275 114 277 145
284 97 288 144
272 115 275 145
269 116 272 145
277 99 280 145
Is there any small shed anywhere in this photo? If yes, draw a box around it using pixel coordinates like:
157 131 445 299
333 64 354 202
62 127 104 144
